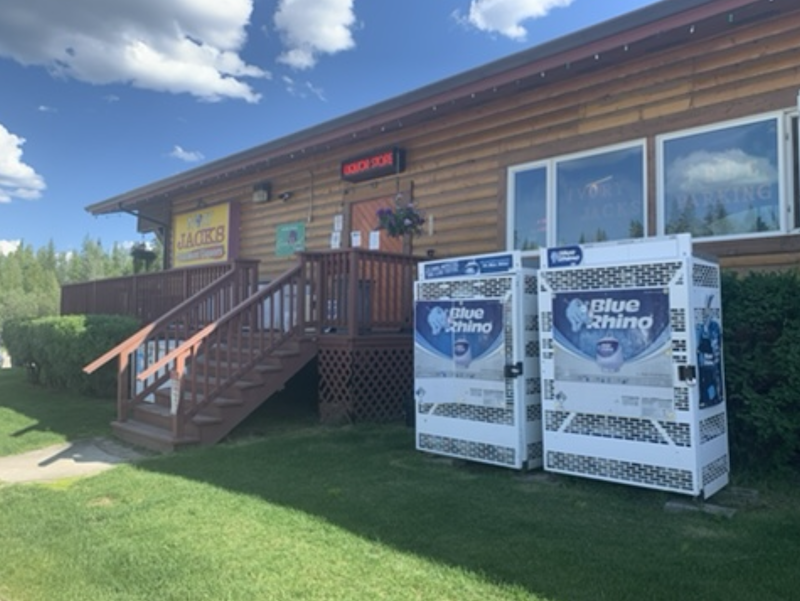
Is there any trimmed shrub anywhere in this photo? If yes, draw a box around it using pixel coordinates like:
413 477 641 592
2 314 139 398
722 270 800 473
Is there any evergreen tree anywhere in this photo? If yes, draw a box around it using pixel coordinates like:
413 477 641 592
0 236 151 337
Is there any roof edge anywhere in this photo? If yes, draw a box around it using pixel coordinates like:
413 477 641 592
86 0 760 216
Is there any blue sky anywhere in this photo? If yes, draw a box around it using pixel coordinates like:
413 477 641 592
0 0 653 255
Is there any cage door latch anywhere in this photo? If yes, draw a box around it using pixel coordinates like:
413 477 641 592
678 364 697 385
504 362 523 379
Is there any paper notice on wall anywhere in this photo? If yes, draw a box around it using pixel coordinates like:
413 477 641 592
369 230 380 250
351 230 362 248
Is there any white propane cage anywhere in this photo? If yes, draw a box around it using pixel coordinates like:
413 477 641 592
414 251 542 470
538 234 729 498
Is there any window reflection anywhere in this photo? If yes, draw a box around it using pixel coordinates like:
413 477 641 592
662 118 780 237
555 145 645 245
512 166 547 250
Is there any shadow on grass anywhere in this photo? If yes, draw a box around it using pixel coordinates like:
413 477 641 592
0 368 116 455
139 384 800 601
4 364 800 599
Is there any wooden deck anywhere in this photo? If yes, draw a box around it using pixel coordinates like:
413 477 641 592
61 260 259 324
75 250 420 450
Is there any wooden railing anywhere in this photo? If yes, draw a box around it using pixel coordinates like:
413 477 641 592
83 261 260 422
84 249 420 438
136 265 309 439
302 248 418 335
61 260 259 323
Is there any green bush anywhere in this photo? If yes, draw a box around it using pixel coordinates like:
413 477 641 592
2 315 139 398
722 270 800 473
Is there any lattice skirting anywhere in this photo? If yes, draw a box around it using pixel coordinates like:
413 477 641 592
318 335 413 424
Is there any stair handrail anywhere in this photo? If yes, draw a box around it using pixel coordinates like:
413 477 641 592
82 259 259 421
135 265 303 385
137 265 307 438
83 266 244 374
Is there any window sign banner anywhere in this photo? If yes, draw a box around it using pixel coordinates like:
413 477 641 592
275 221 306 257
172 203 235 267
414 299 506 408
551 288 675 419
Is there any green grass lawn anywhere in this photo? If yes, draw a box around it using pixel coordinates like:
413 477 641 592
0 368 116 456
1 369 799 601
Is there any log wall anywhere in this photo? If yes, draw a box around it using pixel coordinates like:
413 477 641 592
165 6 800 277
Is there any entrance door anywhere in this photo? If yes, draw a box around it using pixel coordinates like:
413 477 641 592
350 196 403 254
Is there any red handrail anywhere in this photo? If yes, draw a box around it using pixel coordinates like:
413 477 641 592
137 266 308 438
90 249 419 440
82 260 259 423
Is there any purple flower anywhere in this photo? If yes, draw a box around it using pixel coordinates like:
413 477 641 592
376 202 425 238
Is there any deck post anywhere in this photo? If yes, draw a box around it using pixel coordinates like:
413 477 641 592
348 249 359 339
118 353 130 421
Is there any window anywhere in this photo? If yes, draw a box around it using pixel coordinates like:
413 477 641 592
509 163 547 251
555 144 645 245
792 116 800 229
658 115 783 239
508 141 646 251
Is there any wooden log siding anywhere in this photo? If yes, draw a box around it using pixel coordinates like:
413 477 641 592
161 6 800 276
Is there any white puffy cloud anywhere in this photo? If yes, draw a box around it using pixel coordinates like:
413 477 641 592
667 149 778 194
0 0 267 103
274 0 357 70
0 124 46 204
0 240 21 256
455 0 574 40
169 145 205 162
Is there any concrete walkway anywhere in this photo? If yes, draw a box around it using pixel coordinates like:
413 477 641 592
0 437 149 485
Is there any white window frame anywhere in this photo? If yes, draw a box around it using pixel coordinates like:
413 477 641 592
656 112 788 241
507 159 548 254
507 139 647 255
789 109 800 232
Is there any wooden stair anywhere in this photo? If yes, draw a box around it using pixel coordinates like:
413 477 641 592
112 334 317 452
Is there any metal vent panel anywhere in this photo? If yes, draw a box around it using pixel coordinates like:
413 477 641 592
541 262 682 292
547 451 694 492
671 308 687 333
693 263 719 288
702 455 729 486
419 402 514 425
419 433 516 466
700 413 727 444
417 277 513 301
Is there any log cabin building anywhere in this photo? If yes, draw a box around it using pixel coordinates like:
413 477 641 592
70 0 800 450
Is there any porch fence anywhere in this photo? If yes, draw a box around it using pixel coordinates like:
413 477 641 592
60 260 259 323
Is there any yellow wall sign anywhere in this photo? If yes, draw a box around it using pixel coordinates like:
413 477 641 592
172 203 237 267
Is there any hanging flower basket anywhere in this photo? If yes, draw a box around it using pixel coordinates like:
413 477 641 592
376 202 425 238
130 243 157 273
130 244 157 262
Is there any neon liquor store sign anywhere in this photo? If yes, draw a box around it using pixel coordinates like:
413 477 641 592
340 147 406 183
